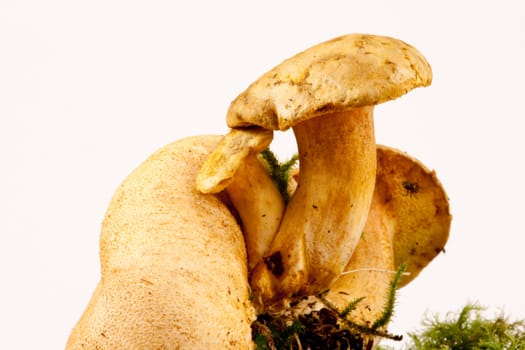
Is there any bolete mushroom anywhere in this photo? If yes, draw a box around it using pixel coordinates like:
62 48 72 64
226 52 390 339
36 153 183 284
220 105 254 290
197 34 433 305
323 145 451 329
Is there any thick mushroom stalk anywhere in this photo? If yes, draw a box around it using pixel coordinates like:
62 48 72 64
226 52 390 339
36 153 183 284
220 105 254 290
251 107 376 303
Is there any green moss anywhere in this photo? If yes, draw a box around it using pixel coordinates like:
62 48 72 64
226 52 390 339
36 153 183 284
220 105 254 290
371 262 407 330
259 149 298 203
341 296 366 319
403 303 525 350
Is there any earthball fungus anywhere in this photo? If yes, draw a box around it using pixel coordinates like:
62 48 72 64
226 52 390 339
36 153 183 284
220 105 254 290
197 33 433 305
67 136 257 349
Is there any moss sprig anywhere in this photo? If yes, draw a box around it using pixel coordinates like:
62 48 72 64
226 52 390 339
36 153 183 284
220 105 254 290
371 262 407 330
341 296 366 319
317 293 403 342
316 263 408 342
259 149 299 203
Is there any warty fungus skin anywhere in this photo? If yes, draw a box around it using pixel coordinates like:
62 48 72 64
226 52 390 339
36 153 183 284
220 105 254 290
67 136 256 349
198 33 434 306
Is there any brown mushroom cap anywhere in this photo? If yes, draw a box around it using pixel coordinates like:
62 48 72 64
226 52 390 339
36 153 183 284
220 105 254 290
227 33 432 131
373 145 451 287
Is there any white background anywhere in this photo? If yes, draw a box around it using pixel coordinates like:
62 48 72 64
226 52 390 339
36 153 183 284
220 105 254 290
1 1 524 348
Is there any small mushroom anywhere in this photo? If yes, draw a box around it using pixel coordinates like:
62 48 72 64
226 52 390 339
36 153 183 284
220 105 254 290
196 128 285 271
323 145 451 326
197 34 433 305
225 149 286 271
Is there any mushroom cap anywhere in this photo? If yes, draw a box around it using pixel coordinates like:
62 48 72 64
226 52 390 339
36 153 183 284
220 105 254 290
227 34 432 131
373 145 451 287
196 127 273 193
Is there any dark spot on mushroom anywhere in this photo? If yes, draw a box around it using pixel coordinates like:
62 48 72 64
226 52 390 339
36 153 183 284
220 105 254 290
409 247 417 255
402 181 420 196
312 204 318 209
264 251 284 277
435 247 446 254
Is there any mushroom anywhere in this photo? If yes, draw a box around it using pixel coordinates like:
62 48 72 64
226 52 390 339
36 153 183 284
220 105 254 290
323 145 451 328
195 128 286 271
197 34 433 305
67 135 257 348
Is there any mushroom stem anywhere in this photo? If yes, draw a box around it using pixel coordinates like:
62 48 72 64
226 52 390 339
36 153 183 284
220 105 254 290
226 153 285 271
324 190 396 325
251 106 376 304
324 144 452 325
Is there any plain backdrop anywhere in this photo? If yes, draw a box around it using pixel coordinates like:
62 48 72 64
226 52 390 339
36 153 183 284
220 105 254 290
1 1 524 348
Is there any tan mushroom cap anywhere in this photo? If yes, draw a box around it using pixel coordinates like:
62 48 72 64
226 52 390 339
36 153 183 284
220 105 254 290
227 33 432 131
373 145 451 287
196 127 272 193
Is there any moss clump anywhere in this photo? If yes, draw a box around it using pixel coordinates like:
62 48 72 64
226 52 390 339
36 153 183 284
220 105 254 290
404 303 525 350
